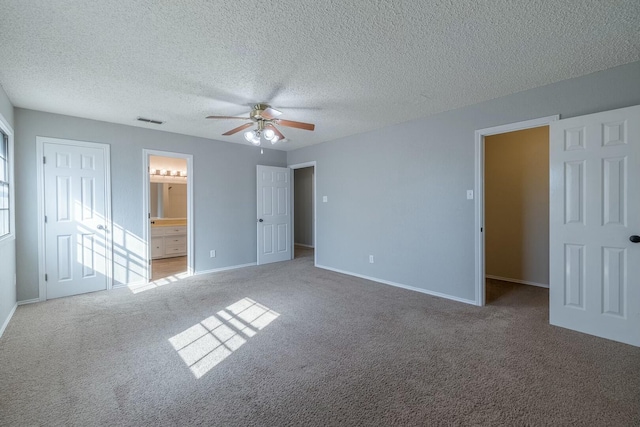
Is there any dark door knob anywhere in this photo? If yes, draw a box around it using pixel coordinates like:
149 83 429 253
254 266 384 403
258 219 264 222
630 235 640 243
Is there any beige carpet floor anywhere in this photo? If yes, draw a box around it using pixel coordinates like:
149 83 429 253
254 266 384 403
1 247 639 426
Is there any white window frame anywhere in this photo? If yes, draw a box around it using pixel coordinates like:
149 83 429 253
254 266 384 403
0 112 14 243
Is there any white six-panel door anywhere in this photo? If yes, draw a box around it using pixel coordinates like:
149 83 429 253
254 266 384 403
257 165 291 265
44 141 110 299
550 105 640 346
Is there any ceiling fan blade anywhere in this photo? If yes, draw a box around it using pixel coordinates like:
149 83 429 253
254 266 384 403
260 107 282 120
223 122 254 136
265 124 285 141
206 115 251 120
275 119 315 131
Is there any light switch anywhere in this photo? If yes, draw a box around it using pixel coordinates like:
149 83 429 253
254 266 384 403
323 196 328 203
467 190 474 200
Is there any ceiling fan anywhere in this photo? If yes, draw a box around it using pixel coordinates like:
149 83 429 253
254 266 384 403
207 103 315 146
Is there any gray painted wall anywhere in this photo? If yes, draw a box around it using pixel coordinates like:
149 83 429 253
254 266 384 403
294 167 314 246
0 84 16 334
14 109 286 301
287 61 640 302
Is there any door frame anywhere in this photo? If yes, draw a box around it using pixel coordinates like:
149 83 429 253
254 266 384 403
474 115 559 306
36 137 113 301
288 161 317 266
142 149 194 281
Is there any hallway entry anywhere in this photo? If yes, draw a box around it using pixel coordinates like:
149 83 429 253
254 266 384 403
293 166 314 257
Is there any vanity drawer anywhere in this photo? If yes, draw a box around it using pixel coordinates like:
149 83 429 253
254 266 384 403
164 226 187 236
164 243 186 256
164 235 186 246
151 226 166 237
151 236 164 258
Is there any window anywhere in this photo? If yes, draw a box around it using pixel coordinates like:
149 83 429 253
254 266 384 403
0 129 9 237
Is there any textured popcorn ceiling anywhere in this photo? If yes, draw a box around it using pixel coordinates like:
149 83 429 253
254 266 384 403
0 1 638 151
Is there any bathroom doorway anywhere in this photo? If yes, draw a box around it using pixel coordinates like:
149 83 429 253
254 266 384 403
143 150 194 282
289 162 316 263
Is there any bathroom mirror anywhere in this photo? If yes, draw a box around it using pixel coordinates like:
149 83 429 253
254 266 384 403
150 183 187 218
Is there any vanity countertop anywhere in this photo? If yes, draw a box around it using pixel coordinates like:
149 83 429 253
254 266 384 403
152 218 187 227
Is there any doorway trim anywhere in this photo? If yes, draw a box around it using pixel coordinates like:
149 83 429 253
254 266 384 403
36 136 113 301
474 115 559 306
142 149 194 282
288 161 317 267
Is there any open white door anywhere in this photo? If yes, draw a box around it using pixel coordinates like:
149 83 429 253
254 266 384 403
257 165 291 265
43 140 111 299
550 105 640 346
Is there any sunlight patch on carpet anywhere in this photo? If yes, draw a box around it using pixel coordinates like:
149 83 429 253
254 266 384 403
169 298 279 378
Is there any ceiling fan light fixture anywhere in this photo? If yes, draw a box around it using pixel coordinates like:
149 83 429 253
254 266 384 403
263 129 275 141
211 103 314 147
251 129 262 145
244 130 256 143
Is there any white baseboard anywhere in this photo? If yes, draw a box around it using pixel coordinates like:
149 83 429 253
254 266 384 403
0 303 17 339
486 275 549 289
195 263 256 276
295 243 314 248
17 298 40 305
316 264 476 305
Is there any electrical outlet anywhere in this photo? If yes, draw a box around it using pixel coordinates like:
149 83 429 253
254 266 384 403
323 196 328 203
369 255 374 263
467 190 474 200
210 250 216 258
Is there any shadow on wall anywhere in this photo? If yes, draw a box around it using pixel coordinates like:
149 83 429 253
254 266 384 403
73 201 147 287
